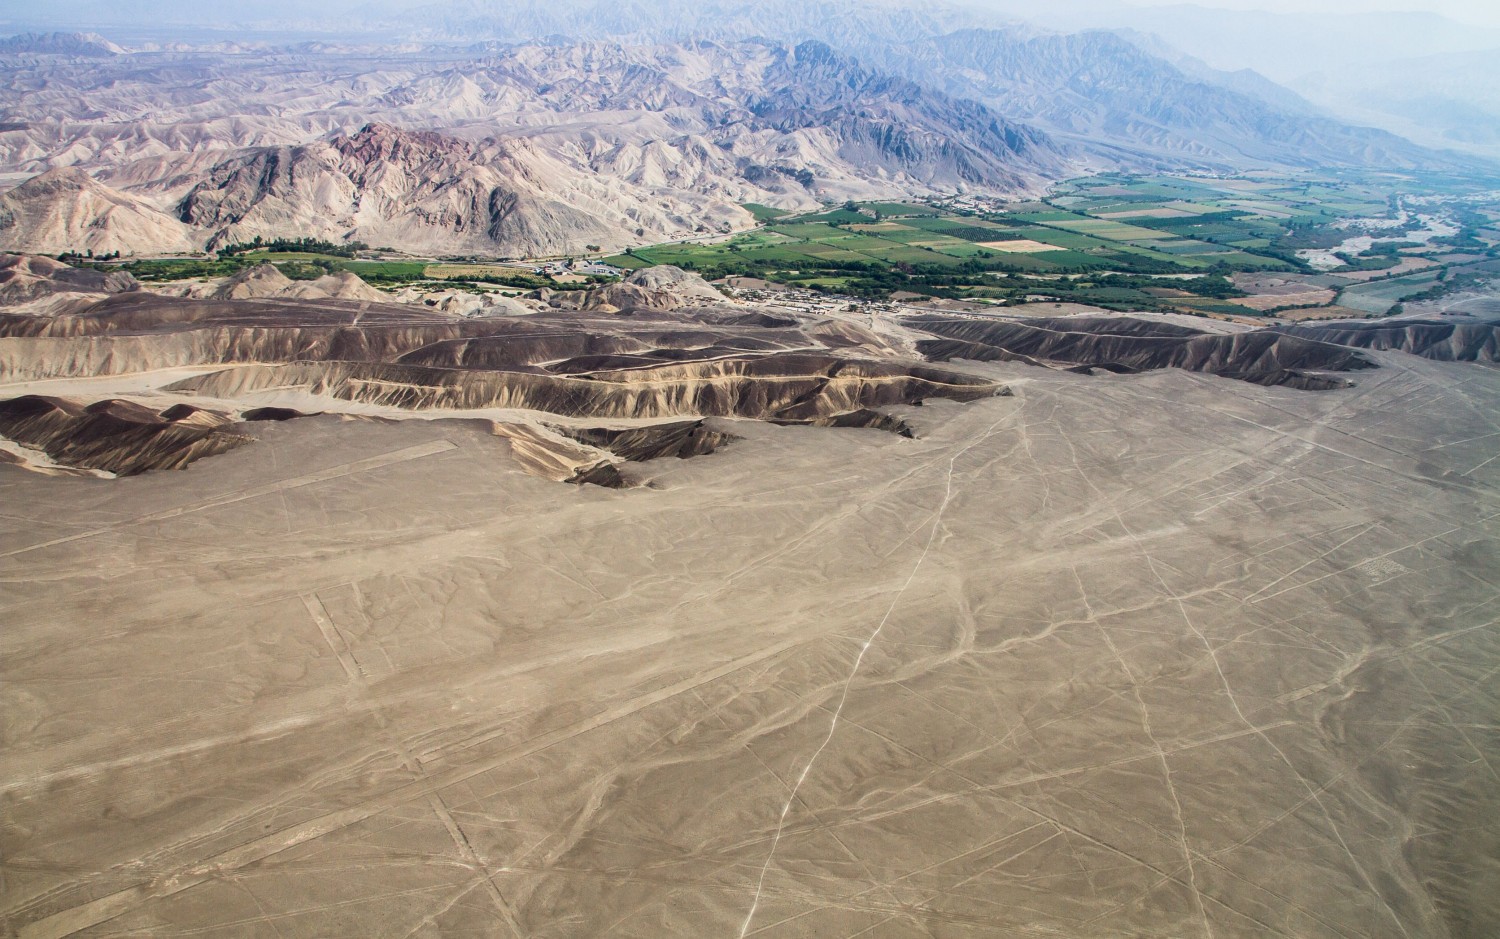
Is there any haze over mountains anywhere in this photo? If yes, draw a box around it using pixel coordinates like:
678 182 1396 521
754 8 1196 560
1 0 1492 257
1 34 1080 255
9 0 1500 157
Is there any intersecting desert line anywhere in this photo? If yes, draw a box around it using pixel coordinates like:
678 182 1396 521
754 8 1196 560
3 351 1499 937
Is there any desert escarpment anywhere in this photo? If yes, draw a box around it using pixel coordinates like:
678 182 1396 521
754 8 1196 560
490 417 742 488
9 257 1498 487
557 419 739 462
165 354 1001 421
6 317 1499 938
907 314 1376 389
1274 318 1500 363
0 395 250 475
0 260 1006 480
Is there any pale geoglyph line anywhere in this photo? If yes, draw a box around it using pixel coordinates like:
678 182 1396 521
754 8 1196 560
14 631 819 938
738 412 1011 937
0 439 458 558
301 593 363 683
1147 556 1416 939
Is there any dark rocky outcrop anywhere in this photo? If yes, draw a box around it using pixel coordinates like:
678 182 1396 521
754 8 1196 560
559 420 739 462
0 395 250 475
240 406 314 421
775 408 917 438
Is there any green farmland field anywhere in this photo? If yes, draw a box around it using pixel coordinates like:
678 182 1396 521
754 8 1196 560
592 176 1497 306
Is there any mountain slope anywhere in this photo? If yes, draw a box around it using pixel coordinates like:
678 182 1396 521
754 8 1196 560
0 168 194 256
177 123 645 256
16 39 1072 256
0 31 124 56
868 28 1475 171
0 23 1478 259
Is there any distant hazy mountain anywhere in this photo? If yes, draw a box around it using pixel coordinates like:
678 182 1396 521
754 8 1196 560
865 28 1464 171
1293 50 1500 162
406 0 976 47
10 0 1499 165
388 0 1497 173
0 31 123 56
1065 7 1500 85
0 0 1492 257
0 37 1075 255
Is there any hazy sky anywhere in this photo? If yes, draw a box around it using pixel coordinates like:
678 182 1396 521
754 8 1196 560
6 0 1500 33
1125 0 1500 28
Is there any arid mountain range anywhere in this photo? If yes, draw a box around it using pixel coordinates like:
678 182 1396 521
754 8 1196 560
0 24 1487 258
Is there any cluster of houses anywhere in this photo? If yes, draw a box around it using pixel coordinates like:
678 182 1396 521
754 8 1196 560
529 258 624 278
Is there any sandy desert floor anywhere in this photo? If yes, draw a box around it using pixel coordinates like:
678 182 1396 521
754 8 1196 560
3 353 1499 938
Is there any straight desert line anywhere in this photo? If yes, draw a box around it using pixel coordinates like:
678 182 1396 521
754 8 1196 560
0 439 457 558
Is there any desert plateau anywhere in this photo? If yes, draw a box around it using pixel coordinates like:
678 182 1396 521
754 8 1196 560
2 0 1500 936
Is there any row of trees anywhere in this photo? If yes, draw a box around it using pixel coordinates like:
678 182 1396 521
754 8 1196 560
217 236 369 259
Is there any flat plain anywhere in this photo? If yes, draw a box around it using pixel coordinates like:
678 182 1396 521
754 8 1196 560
4 348 1498 938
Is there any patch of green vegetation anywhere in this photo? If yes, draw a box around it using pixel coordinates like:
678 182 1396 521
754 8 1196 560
116 252 453 288
602 253 651 270
924 241 994 259
845 241 968 267
117 257 252 282
219 236 367 259
899 216 1005 234
928 225 1021 243
444 270 605 291
784 207 870 225
768 222 849 240
348 260 427 282
741 203 789 222
1153 240 1230 256
1339 270 1445 313
1025 230 1111 251
1013 211 1086 223
1109 243 1212 268
1206 252 1292 270
865 228 949 245
274 259 345 280
1047 218 1177 241
600 174 1498 302
857 202 943 217
1394 265 1498 305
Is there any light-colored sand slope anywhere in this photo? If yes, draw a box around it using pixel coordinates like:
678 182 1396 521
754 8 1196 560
2 355 1498 937
0 168 195 256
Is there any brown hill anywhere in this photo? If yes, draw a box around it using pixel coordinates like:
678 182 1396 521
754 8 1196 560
0 168 194 256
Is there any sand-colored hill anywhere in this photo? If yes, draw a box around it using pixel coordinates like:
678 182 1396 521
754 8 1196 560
281 271 388 303
0 253 138 304
209 263 387 303
0 168 194 256
587 264 727 312
211 263 295 299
